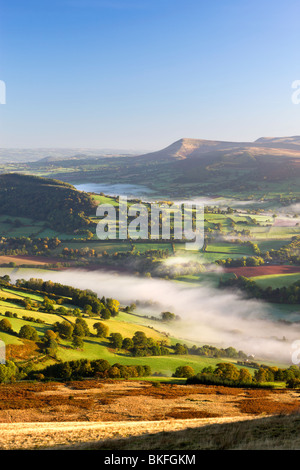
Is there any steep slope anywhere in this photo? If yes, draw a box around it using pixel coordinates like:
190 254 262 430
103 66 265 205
136 136 300 160
135 138 253 162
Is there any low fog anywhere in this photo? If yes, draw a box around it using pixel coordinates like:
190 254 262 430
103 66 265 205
11 269 300 364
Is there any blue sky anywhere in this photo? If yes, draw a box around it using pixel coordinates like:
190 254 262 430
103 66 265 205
0 0 300 150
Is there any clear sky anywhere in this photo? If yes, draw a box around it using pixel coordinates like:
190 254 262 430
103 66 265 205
0 0 300 150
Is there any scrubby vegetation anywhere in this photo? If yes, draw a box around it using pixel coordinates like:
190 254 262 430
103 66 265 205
186 362 300 388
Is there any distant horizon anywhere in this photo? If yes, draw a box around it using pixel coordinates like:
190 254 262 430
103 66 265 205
1 133 300 153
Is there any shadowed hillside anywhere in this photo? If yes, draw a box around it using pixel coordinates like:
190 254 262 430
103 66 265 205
65 412 300 450
0 174 96 232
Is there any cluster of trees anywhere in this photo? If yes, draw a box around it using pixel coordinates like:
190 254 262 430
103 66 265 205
267 236 300 264
0 318 15 335
41 319 110 355
61 246 171 262
0 236 62 256
172 343 248 359
215 237 300 270
159 311 180 322
61 247 98 259
0 318 40 342
30 358 152 381
109 330 170 357
49 317 92 351
0 361 19 383
186 363 257 387
220 275 300 304
0 174 96 233
87 249 171 277
16 278 120 317
216 256 264 268
173 365 195 378
185 362 300 388
0 315 96 355
237 362 300 387
3 309 45 325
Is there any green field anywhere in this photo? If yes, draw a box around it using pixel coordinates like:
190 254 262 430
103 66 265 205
253 273 300 289
0 282 281 377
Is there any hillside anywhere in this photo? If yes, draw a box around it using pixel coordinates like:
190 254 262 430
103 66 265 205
20 136 300 199
0 174 96 232
134 136 300 196
133 135 300 159
134 137 255 162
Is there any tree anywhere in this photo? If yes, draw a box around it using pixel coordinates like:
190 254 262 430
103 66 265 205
40 337 56 357
214 363 240 381
55 321 74 340
84 304 93 316
106 298 120 316
254 367 268 383
173 343 188 355
160 311 176 322
201 366 214 374
43 296 55 312
122 337 134 350
173 365 195 378
19 325 39 341
238 368 252 383
101 308 111 320
132 331 148 347
58 362 72 380
43 329 58 356
108 366 121 378
73 323 85 338
75 318 90 336
0 360 18 383
93 322 109 338
109 333 123 350
0 318 13 334
72 335 84 350
224 347 239 358
92 359 110 376
286 377 300 389
43 329 58 342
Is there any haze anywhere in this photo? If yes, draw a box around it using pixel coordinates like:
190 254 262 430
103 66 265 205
10 269 300 364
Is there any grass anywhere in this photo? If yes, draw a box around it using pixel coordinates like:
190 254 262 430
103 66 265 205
71 412 300 450
2 288 46 302
0 301 264 376
253 273 300 288
174 271 235 286
0 280 293 373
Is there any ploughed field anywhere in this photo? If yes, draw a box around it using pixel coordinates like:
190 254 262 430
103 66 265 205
224 265 300 278
0 379 299 449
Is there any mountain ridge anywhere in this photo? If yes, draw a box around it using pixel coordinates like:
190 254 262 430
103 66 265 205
135 136 300 162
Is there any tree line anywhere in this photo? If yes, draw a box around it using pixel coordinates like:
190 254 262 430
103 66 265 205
15 277 120 317
184 362 300 388
220 275 300 304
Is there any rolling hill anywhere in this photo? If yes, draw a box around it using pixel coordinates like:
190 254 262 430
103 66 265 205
0 174 96 232
6 136 300 199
